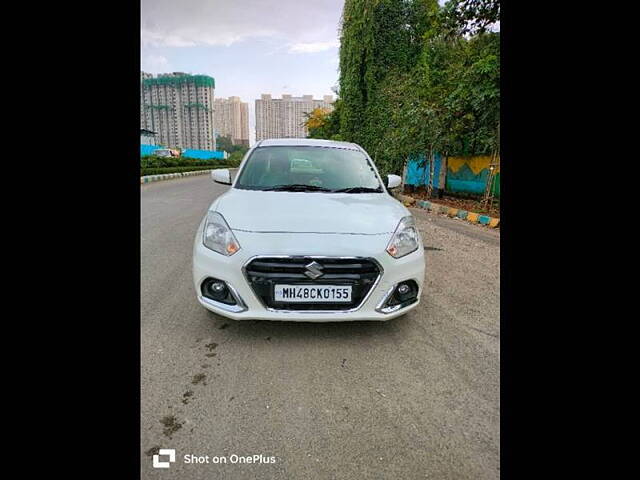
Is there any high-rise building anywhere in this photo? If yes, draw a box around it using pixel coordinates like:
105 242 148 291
255 94 334 141
140 72 153 130
214 96 250 146
140 72 216 151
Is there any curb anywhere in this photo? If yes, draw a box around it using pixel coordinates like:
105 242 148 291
140 169 212 184
398 194 416 206
410 197 500 228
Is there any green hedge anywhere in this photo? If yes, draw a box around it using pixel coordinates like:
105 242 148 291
141 165 234 176
141 155 225 169
141 155 241 170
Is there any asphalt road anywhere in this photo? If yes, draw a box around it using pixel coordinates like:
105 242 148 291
141 174 500 479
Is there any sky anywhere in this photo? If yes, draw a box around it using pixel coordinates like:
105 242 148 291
141 0 346 146
140 1 485 147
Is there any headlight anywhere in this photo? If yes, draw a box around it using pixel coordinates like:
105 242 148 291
203 211 241 256
386 216 419 258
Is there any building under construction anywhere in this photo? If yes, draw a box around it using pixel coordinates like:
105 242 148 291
141 72 216 151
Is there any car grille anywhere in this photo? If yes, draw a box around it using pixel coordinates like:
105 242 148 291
243 257 382 311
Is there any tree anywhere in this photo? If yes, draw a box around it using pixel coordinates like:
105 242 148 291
216 135 248 152
304 104 343 140
338 0 439 175
216 135 233 153
305 107 331 130
336 0 499 177
440 0 500 37
227 150 246 167
216 135 242 153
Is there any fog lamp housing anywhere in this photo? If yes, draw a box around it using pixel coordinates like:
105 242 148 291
201 277 236 305
376 280 419 314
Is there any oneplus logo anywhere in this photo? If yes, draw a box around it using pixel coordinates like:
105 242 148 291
153 449 176 469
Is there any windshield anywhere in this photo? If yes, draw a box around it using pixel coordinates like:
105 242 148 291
234 146 383 192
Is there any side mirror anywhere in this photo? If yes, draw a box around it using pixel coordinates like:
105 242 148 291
387 174 401 189
211 169 232 185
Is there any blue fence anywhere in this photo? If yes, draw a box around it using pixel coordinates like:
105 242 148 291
404 153 444 189
141 144 161 157
141 144 226 160
182 149 226 160
404 153 500 198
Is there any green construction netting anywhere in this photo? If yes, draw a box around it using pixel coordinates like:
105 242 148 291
142 74 215 88
184 103 210 110
143 104 210 111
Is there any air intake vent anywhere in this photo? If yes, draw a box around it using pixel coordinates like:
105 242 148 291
244 257 381 311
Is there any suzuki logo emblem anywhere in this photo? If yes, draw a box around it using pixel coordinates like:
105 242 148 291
304 261 324 279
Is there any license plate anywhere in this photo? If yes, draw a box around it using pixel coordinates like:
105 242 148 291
274 285 352 303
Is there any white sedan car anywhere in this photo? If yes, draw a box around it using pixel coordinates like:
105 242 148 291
193 138 425 322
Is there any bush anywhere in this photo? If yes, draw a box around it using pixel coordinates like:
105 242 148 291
141 155 228 169
227 151 246 168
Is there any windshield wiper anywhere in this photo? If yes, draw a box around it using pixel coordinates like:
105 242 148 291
261 184 333 192
332 186 382 193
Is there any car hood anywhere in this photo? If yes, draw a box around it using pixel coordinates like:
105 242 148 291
215 189 408 235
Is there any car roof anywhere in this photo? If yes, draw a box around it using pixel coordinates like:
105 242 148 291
256 138 362 151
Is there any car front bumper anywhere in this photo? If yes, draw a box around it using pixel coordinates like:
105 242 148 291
192 226 425 322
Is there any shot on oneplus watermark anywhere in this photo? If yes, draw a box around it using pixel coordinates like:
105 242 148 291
151 449 277 469
184 454 277 464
